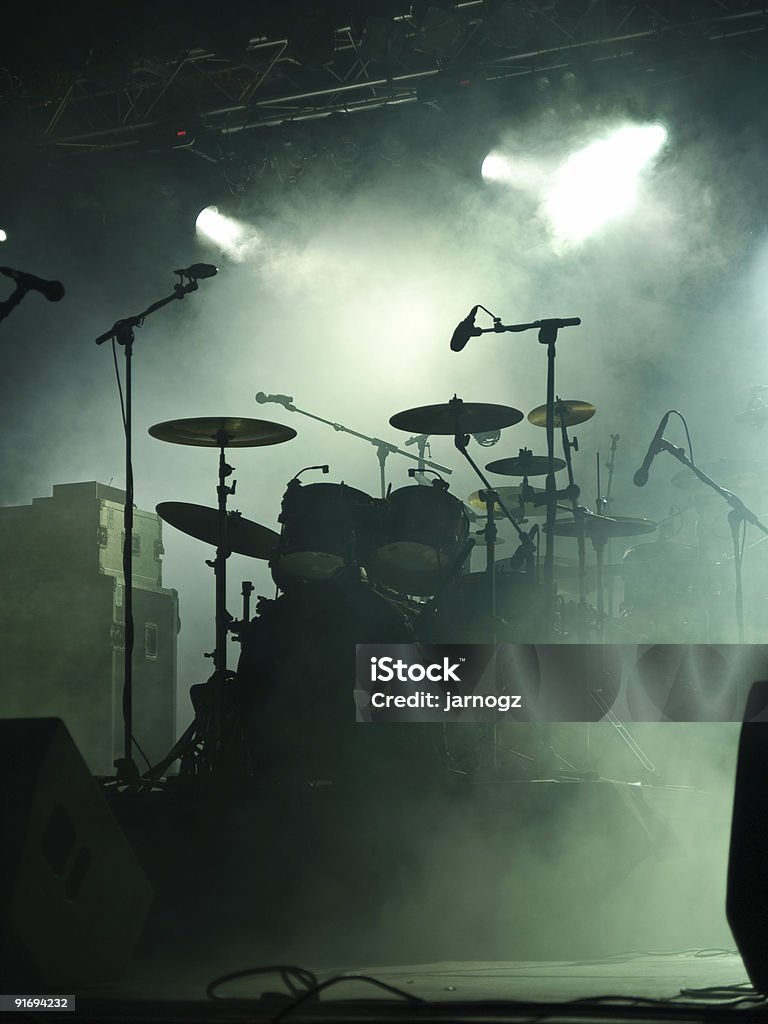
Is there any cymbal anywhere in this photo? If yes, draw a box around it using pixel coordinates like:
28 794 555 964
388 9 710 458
670 459 767 492
486 448 566 477
156 502 280 559
390 397 523 436
466 486 544 519
528 400 596 428
547 513 657 539
148 417 297 448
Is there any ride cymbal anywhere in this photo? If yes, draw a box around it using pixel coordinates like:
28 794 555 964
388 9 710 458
156 501 280 559
486 448 566 477
148 417 296 447
390 397 523 436
528 400 596 428
547 513 657 539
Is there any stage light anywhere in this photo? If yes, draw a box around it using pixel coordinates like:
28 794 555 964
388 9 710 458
195 205 256 261
543 122 668 246
0 229 6 242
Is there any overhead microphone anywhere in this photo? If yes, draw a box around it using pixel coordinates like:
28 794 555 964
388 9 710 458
450 306 481 352
0 266 64 302
633 411 672 487
255 391 294 407
173 263 218 279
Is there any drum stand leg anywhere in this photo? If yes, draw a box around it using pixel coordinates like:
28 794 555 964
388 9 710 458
198 439 236 774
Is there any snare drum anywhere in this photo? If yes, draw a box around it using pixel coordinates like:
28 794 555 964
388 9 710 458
368 484 470 596
271 481 376 590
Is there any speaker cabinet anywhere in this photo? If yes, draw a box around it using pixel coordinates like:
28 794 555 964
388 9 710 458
0 718 153 988
726 681 768 992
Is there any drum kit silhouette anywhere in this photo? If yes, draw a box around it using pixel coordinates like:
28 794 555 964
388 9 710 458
144 392 675 776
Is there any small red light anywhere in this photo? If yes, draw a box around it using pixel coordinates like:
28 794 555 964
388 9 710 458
459 79 471 87
176 130 187 137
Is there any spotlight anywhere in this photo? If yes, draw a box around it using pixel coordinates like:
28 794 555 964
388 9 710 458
195 205 257 262
0 229 6 242
543 122 668 246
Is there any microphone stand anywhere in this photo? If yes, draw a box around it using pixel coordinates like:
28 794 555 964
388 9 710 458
256 397 452 499
654 438 768 643
461 316 582 638
94 273 205 782
0 282 31 323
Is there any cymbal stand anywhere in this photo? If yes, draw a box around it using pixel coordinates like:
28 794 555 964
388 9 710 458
452 421 535 644
654 437 768 643
93 270 206 782
254 395 451 498
597 434 620 616
457 315 581 637
556 399 589 638
200 436 236 770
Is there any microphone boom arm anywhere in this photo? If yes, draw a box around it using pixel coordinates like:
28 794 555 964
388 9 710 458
255 394 452 499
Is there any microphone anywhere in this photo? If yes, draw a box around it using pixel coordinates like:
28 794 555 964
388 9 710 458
255 391 294 407
633 412 671 487
0 266 64 302
450 306 481 352
173 263 218 279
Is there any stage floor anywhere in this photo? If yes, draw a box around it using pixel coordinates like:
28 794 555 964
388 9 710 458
77 950 756 1019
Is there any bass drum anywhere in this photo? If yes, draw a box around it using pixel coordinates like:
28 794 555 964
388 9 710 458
418 571 548 644
236 578 440 785
271 481 376 590
367 484 471 597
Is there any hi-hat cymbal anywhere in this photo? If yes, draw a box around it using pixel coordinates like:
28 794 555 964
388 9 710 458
547 513 657 539
156 502 280 559
486 448 566 477
528 400 596 428
148 417 297 448
670 459 767 492
390 397 523 436
466 486 544 519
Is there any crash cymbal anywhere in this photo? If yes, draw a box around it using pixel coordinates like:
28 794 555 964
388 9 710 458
156 502 280 559
486 448 566 477
148 417 297 448
390 397 523 436
670 459 767 492
528 400 596 428
466 486 545 519
547 513 657 539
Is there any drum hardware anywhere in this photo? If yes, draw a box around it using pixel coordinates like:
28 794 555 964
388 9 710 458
486 449 566 477
448 309 583 641
390 396 533 643
547 511 657 639
368 472 472 597
148 416 296 774
272 474 376 589
255 391 451 499
596 434 620 616
93 269 217 782
525 398 597 635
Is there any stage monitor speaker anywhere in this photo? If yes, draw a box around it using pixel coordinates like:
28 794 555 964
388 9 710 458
0 718 153 988
726 680 768 992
